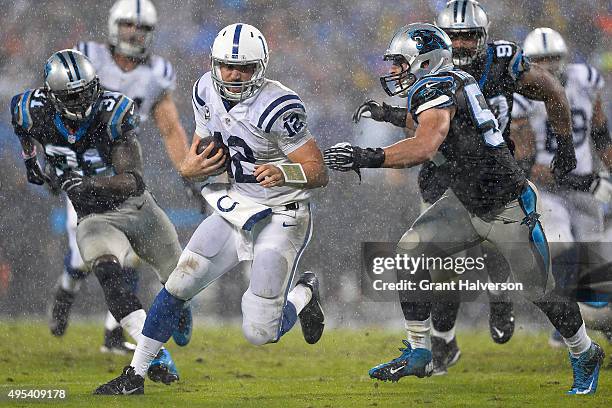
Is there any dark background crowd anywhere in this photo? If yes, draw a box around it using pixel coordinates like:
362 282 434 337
0 0 610 326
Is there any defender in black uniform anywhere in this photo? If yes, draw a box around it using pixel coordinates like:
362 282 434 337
11 50 181 384
353 0 578 373
325 23 603 395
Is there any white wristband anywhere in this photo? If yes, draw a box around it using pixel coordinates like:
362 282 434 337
278 163 307 185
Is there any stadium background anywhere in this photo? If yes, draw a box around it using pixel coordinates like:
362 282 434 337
0 0 610 328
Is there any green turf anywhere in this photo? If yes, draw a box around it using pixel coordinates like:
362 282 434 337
0 321 609 407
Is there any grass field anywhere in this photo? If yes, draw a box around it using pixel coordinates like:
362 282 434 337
0 321 610 408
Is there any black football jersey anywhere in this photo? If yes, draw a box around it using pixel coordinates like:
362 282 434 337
11 88 138 216
408 69 526 216
419 40 530 204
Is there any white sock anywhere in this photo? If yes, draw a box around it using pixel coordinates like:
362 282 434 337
120 309 146 344
60 270 81 293
563 323 592 357
104 311 121 331
432 324 456 344
405 317 431 350
287 284 312 314
131 337 164 377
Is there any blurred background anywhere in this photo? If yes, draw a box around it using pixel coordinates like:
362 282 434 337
0 0 610 329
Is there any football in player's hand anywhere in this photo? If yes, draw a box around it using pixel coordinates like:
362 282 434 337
196 135 229 175
196 135 227 158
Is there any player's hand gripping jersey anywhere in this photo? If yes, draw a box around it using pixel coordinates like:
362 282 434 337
192 72 312 207
419 41 529 204
11 88 139 217
409 69 525 216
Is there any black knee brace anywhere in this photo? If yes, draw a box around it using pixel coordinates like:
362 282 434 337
534 292 583 339
400 301 432 321
398 265 433 321
432 302 460 332
92 255 142 322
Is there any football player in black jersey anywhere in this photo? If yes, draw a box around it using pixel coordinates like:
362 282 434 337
352 0 578 375
11 50 182 384
49 0 193 354
325 23 604 395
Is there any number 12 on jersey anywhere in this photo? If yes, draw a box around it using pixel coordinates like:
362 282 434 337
214 132 257 183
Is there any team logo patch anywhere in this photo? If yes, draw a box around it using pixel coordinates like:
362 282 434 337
203 103 211 120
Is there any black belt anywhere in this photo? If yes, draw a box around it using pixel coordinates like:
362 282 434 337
285 202 299 210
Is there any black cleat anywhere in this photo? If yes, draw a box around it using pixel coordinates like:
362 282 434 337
94 366 144 395
147 348 179 385
100 327 136 355
489 300 514 344
431 336 461 375
295 271 325 344
49 287 75 337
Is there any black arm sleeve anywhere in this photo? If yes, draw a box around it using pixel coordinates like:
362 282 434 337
557 173 596 192
382 103 408 128
591 120 611 152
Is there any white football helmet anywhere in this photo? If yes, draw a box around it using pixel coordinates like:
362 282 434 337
210 23 269 102
523 27 568 78
523 27 568 59
108 0 158 58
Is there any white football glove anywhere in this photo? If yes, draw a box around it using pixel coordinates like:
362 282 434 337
323 142 357 172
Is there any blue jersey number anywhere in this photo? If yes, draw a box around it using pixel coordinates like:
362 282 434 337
226 134 257 183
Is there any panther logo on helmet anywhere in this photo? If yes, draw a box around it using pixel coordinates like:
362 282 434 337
410 29 451 53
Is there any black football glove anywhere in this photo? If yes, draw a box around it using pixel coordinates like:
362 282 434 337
550 134 577 180
44 161 62 195
59 171 89 202
352 100 407 128
323 143 385 176
353 100 385 123
24 157 50 185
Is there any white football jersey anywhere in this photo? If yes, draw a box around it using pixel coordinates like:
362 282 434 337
192 72 312 206
512 63 604 175
75 41 175 124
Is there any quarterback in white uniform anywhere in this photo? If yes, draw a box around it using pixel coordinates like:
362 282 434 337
511 28 612 344
49 0 192 353
95 23 328 395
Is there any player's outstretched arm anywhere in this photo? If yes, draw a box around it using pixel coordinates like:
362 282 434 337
516 63 576 177
255 139 328 189
153 92 189 171
382 107 451 169
324 107 451 173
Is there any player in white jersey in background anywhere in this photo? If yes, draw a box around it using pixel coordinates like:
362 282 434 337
95 23 329 395
49 0 193 353
511 28 612 349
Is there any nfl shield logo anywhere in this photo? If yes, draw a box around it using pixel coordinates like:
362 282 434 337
67 134 76 144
